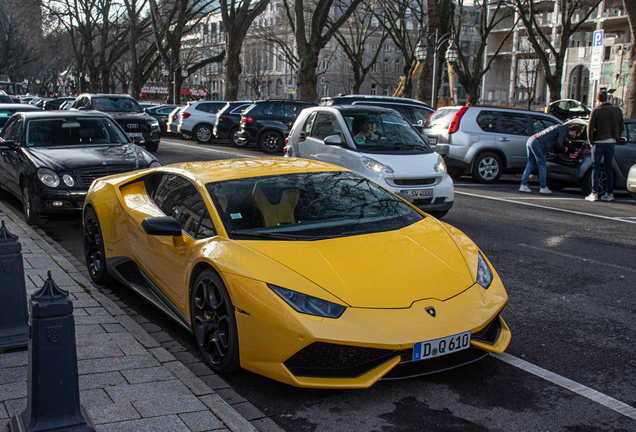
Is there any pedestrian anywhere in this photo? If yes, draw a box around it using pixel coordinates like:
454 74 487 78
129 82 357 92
585 90 625 201
519 123 581 194
166 95 174 105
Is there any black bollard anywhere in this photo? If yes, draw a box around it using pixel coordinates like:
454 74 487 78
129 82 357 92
10 271 96 432
0 220 29 350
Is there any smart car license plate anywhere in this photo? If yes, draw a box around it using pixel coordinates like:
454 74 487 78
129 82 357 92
413 330 471 361
428 137 437 145
126 132 144 139
401 189 433 198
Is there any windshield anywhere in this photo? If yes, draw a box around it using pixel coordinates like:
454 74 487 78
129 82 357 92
92 97 143 113
26 118 129 147
206 171 423 240
343 111 431 154
424 108 459 129
0 83 15 94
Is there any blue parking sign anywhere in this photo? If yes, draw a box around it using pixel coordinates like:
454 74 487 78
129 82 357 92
593 30 604 47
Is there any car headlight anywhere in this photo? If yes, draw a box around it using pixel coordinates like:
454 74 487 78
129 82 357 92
149 161 162 168
476 252 493 289
62 174 75 187
361 157 393 173
150 121 160 128
37 168 60 187
434 154 446 172
268 284 346 318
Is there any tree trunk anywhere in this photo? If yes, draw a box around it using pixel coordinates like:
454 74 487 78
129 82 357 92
623 0 636 118
224 40 242 101
297 52 319 102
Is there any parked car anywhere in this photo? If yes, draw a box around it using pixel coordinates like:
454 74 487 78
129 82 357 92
177 100 228 143
43 97 76 111
285 105 454 217
546 118 636 195
321 95 434 131
0 91 13 103
238 99 316 152
0 111 160 225
144 104 181 134
70 93 161 152
213 101 253 146
423 105 562 182
33 98 52 109
0 103 42 130
546 99 590 121
627 162 636 201
82 157 510 388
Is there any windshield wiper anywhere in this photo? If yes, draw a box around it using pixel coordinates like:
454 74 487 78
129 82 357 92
231 230 314 240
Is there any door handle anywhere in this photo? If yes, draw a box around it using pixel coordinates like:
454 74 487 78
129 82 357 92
499 137 509 141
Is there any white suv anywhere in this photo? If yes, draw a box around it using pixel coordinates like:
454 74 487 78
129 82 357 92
177 101 227 142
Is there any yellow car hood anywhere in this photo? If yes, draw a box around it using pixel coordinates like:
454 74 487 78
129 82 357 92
243 218 474 309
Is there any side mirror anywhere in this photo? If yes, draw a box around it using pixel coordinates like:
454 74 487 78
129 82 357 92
0 140 17 150
141 216 183 236
324 135 344 146
132 136 144 144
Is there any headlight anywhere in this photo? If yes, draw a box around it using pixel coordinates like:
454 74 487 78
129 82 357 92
62 174 75 187
268 284 346 318
434 154 446 172
476 252 493 289
150 121 160 128
149 161 162 168
37 168 60 187
361 157 393 173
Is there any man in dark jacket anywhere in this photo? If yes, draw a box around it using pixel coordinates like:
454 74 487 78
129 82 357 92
585 90 625 201
520 123 581 194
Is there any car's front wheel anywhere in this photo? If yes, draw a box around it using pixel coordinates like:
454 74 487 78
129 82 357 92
194 124 213 143
581 168 610 196
258 131 284 153
229 127 241 146
84 207 111 285
191 269 240 373
21 182 47 225
472 152 502 183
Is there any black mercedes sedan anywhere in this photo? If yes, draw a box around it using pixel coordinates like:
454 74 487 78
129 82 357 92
0 111 160 225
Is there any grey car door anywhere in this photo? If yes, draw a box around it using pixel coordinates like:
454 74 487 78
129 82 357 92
496 113 531 171
300 111 344 166
614 122 636 178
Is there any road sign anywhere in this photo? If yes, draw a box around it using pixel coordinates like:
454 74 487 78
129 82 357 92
589 30 604 80
285 85 296 94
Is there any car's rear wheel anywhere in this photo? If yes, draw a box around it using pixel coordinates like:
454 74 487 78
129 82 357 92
258 131 284 153
472 152 502 183
229 127 241 146
21 182 47 225
191 269 240 373
581 168 609 196
83 207 111 285
194 125 213 143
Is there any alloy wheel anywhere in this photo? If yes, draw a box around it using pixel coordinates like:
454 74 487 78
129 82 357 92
478 157 500 181
193 276 231 366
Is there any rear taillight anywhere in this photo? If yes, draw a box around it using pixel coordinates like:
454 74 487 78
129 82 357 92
581 142 591 155
218 115 227 121
283 146 288 155
284 137 288 144
242 116 254 124
182 112 191 119
448 106 469 134
172 113 179 120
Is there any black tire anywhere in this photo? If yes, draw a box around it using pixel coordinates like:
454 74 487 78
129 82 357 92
229 127 241 146
21 182 47 225
145 142 159 152
428 210 449 219
581 168 610 196
181 132 193 140
258 131 284 153
472 152 502 183
83 207 111 285
194 124 213 143
191 269 240 373
546 180 567 191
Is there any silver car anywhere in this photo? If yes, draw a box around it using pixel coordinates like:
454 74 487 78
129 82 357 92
627 163 636 201
423 106 562 183
177 100 227 143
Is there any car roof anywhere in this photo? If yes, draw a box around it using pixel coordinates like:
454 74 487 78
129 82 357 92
155 157 346 184
435 105 554 116
17 111 118 119
77 93 136 99
322 95 432 108
309 105 399 114
0 103 40 109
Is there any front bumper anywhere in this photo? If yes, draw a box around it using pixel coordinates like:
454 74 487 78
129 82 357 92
386 173 455 212
224 273 510 389
30 183 87 215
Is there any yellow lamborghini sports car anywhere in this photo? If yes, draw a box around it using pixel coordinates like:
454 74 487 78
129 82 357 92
83 157 511 389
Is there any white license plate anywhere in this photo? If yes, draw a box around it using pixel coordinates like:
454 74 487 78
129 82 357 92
126 132 144 139
413 330 471 361
428 137 437 144
401 189 433 198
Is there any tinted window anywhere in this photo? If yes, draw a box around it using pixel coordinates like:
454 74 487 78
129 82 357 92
26 118 129 147
0 109 18 128
157 107 174 114
499 114 529 136
311 112 341 140
281 103 302 119
625 122 636 141
10 118 23 144
476 111 498 132
343 111 431 153
92 97 142 113
532 116 560 134
412 107 434 126
424 108 459 128
230 104 251 115
152 174 216 239
262 103 281 116
303 112 317 134
0 118 17 139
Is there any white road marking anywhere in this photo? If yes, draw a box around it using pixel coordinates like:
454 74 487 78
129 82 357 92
517 243 636 274
161 139 257 158
493 353 636 420
455 191 636 224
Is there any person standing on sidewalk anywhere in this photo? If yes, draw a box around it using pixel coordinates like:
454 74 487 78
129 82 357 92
585 90 625 201
520 124 581 194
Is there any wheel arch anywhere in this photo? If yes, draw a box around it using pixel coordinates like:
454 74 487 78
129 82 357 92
256 127 285 142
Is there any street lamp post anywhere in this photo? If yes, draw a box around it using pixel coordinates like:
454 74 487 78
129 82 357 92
415 29 459 109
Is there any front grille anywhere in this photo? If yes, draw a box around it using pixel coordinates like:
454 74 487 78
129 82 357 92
393 178 436 186
117 121 147 133
284 342 401 378
75 166 135 188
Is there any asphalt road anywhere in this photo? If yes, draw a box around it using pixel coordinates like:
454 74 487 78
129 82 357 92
4 137 636 431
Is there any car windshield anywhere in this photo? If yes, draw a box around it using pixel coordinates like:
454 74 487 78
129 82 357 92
26 118 129 147
344 112 431 153
92 97 143 113
424 108 459 129
206 171 423 240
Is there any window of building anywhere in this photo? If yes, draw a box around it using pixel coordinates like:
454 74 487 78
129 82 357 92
604 46 611 61
394 60 400 73
372 63 377 73
371 84 377 95
384 44 391 51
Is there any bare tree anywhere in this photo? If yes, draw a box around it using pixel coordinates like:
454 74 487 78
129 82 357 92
517 59 541 110
511 0 602 103
623 0 635 118
280 0 365 101
242 43 269 98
